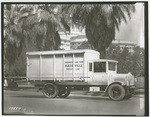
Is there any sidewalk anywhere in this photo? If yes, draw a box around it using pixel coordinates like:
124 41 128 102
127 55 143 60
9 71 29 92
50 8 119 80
134 88 145 94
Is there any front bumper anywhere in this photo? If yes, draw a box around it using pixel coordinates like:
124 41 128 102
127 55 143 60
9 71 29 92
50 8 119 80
124 85 136 94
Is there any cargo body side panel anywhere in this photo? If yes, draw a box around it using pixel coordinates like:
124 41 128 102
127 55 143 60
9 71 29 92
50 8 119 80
64 54 73 79
27 50 100 81
27 55 40 80
55 55 63 78
74 53 84 77
64 53 84 80
41 55 53 80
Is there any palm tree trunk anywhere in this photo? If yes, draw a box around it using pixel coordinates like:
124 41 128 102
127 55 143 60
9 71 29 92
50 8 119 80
98 48 106 59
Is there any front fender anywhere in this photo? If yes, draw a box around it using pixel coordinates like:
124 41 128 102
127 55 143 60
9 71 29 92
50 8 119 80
108 74 128 86
105 81 125 92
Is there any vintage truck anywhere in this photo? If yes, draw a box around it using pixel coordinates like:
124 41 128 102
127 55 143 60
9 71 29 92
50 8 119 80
25 49 135 101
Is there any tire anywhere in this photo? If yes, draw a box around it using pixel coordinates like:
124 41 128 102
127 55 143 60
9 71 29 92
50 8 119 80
58 86 71 98
42 83 58 98
108 84 125 101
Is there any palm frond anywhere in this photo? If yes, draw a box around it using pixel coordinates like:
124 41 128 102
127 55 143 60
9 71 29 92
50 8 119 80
115 5 127 23
113 17 119 31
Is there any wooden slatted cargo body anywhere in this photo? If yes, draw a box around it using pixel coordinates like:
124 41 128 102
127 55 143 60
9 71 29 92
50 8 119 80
26 50 99 81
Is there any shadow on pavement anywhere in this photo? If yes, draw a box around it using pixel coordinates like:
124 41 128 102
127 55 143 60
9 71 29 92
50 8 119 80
8 94 122 101
66 96 111 101
8 95 45 99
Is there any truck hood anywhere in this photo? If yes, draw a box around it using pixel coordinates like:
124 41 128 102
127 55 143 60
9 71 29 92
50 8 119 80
108 72 134 85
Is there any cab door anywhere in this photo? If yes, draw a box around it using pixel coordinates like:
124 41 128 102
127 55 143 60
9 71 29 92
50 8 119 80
87 62 94 83
92 61 108 85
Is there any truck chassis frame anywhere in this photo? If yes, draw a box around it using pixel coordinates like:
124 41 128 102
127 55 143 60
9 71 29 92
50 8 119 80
4 77 135 101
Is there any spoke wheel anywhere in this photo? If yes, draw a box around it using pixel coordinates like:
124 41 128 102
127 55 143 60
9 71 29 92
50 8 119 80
58 87 71 98
108 84 125 101
42 83 58 98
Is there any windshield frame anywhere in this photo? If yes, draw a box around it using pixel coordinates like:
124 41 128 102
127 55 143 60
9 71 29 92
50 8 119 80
93 61 107 73
108 62 117 72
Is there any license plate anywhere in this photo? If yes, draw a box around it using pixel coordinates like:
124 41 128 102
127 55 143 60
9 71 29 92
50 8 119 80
89 87 100 92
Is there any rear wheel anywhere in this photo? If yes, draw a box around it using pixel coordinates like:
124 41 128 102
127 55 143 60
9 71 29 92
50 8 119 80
108 84 125 101
42 83 58 98
58 86 71 98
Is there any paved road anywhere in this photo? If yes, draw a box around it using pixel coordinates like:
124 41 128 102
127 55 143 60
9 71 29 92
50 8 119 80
3 90 144 115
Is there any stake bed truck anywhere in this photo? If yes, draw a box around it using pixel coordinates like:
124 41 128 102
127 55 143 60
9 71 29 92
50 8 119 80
26 49 135 101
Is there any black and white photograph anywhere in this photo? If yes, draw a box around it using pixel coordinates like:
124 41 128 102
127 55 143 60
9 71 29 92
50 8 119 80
2 1 148 116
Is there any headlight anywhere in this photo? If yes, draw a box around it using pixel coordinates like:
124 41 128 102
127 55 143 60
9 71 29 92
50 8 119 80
125 76 129 85
126 80 129 86
126 73 135 85
134 78 137 82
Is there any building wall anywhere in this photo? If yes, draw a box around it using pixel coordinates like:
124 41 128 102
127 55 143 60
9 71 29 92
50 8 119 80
59 32 71 50
59 27 85 50
59 26 137 51
70 36 137 52
112 40 137 53
60 40 70 50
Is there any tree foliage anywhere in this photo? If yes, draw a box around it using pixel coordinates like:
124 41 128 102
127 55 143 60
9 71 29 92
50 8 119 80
62 4 135 58
77 42 144 77
106 45 144 77
4 4 68 76
3 4 137 76
76 41 94 50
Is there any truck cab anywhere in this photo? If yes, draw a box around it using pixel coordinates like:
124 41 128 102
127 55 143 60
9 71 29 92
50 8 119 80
88 59 118 84
87 59 135 85
87 59 135 100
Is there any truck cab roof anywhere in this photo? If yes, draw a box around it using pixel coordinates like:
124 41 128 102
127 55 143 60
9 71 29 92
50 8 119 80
88 59 118 63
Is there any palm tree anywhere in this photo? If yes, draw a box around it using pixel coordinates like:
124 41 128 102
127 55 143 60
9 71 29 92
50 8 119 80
62 4 135 58
4 4 69 76
4 4 25 76
19 4 66 51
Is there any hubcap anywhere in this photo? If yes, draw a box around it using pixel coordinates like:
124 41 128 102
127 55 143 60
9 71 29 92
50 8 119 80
43 85 55 96
111 87 121 98
59 87 68 95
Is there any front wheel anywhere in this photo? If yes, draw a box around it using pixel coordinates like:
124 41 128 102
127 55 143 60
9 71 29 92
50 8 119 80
42 83 58 98
108 84 125 101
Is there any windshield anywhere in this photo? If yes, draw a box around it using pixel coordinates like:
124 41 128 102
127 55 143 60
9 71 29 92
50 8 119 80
108 62 116 71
